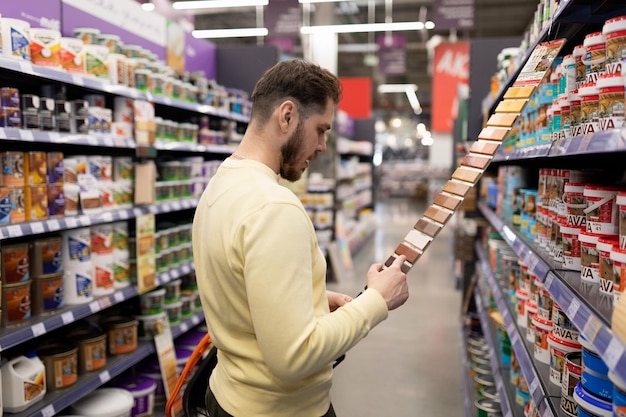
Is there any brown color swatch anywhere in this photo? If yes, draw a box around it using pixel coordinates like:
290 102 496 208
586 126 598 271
384 255 411 273
442 180 472 197
470 140 501 156
477 126 510 141
486 113 517 127
424 205 452 224
452 166 482 183
395 243 421 264
462 154 491 170
414 218 443 238
433 193 463 211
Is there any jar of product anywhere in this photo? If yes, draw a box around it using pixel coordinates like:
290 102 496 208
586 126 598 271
578 82 600 135
526 300 538 343
596 73 625 130
611 247 626 303
579 230 601 284
516 287 530 328
618 191 626 249
537 285 553 320
583 185 621 235
602 14 626 75
562 54 577 94
583 32 606 83
574 44 587 88
551 101 561 141
559 94 571 138
564 183 587 228
561 352 582 416
569 90 582 136
598 236 619 296
561 222 585 271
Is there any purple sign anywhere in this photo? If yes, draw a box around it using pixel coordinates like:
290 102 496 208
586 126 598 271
184 32 217 80
266 0 301 37
432 0 474 30
0 0 62 31
377 34 406 76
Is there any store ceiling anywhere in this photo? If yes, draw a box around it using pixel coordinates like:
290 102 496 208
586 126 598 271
174 0 539 120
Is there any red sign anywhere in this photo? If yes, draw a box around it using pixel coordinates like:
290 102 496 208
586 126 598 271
431 42 469 133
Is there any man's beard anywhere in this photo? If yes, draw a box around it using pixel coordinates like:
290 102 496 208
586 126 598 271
280 121 307 182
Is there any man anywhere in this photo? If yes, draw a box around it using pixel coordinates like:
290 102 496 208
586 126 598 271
192 59 409 417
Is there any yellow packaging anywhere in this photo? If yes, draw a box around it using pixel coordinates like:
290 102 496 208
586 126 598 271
29 28 61 68
25 185 48 221
24 152 47 185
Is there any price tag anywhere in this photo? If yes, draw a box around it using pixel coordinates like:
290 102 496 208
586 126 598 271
19 60 34 74
41 404 56 417
80 216 92 226
99 297 112 309
71 74 85 86
163 97 173 106
582 316 602 343
48 219 61 231
163 203 172 212
506 321 515 335
66 217 78 229
103 136 114 147
119 210 129 220
191 315 201 325
529 378 539 396
99 370 111 383
47 132 60 142
179 322 189 333
603 338 625 370
0 127 6 138
149 205 158 214
89 301 101 313
102 212 113 222
20 129 34 141
510 331 520 346
88 136 98 146
31 322 46 337
30 222 45 234
172 201 182 210
544 273 554 289
7 225 23 237
566 298 581 319
114 292 125 303
61 312 75 325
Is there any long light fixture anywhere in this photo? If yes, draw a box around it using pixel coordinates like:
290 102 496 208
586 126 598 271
298 0 344 2
192 28 268 39
300 21 434 34
173 0 268 10
378 84 421 115
141 1 155 11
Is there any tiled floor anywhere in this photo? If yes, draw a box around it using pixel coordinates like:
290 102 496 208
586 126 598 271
327 197 465 417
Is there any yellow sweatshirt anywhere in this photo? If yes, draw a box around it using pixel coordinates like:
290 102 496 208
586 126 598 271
192 157 389 416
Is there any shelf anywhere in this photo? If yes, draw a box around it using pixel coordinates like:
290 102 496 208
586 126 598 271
460 329 476 417
475 241 558 417
0 198 199 241
0 261 195 353
154 139 236 154
0 56 249 123
478 201 626 392
0 127 136 149
493 128 626 163
473 286 520 417
12 309 205 417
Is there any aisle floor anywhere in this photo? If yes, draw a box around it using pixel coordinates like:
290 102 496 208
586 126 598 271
327 197 464 417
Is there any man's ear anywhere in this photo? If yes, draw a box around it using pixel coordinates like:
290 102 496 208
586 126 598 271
278 100 297 132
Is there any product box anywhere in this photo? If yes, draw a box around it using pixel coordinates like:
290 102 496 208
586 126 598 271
48 184 65 218
134 161 156 205
25 185 49 221
47 152 64 184
0 87 20 108
1 152 25 187
24 152 47 185
0 107 21 128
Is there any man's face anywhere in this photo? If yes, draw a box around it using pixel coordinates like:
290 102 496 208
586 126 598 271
280 99 334 182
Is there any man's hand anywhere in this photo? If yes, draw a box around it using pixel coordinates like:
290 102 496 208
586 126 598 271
327 290 353 312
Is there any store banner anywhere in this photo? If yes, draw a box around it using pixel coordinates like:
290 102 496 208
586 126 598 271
184 32 217 79
377 34 406 76
432 0 474 31
431 41 469 133
0 1 61 30
266 0 301 54
167 20 185 73
62 0 167 59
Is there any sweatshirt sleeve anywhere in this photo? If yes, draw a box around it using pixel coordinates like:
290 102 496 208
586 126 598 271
239 201 388 386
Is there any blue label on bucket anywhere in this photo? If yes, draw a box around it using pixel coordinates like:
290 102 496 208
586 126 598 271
68 236 91 262
75 273 93 298
0 192 10 224
43 281 64 310
11 27 30 60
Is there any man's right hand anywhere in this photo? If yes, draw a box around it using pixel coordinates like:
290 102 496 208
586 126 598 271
365 255 409 310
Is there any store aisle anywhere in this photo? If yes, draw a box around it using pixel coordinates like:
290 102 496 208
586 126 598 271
327 197 464 417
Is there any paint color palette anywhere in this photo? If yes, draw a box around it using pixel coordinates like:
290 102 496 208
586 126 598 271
477 126 510 141
504 86 535 99
495 99 528 113
470 140 501 156
486 113 517 127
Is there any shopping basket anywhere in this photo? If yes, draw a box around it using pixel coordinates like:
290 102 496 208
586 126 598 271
165 333 216 417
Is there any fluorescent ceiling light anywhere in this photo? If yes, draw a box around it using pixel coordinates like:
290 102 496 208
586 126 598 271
301 21 433 34
192 28 268 39
378 84 421 115
337 43 379 53
141 1 155 11
298 0 343 2
173 0 268 10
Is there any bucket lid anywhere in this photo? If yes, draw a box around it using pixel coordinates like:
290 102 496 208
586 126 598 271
573 383 613 417
548 330 582 350
532 313 553 330
474 398 501 413
597 236 619 252
71 388 134 417
111 375 156 394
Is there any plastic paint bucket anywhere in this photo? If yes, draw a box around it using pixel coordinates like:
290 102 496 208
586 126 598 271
597 236 619 296
611 246 626 303
136 312 168 340
580 230 601 284
584 185 621 236
1 18 31 60
2 243 30 283
536 286 553 320
30 237 62 276
139 288 166 315
516 288 529 328
583 32 606 83
547 331 581 387
31 273 64 315
28 28 61 67
70 328 107 373
573 382 613 417
525 300 538 343
164 301 182 324
561 223 584 271
179 290 197 317
603 15 626 75
111 375 156 417
60 37 84 73
597 74 625 130
164 279 182 303
532 314 552 364
37 344 78 391
70 388 134 417
618 191 626 249
579 82 600 135
101 316 138 355
3 280 32 326
561 351 582 416
74 27 101 45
